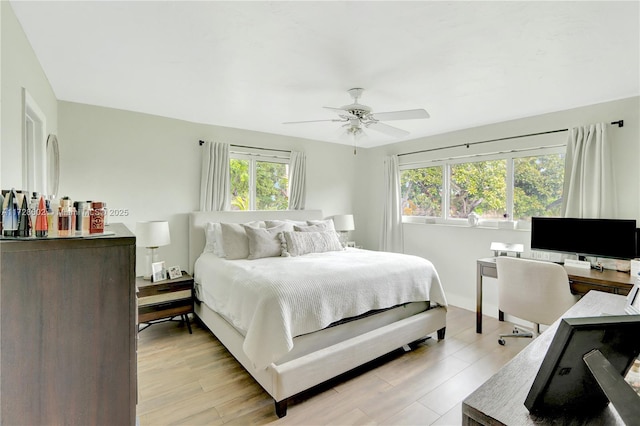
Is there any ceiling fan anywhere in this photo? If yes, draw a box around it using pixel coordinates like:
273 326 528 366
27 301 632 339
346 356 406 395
283 88 430 142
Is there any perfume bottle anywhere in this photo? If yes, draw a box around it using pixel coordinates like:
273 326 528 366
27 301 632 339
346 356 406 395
48 198 58 236
29 192 39 230
89 202 105 234
58 197 76 237
2 189 19 237
17 194 31 237
35 196 48 237
74 201 91 234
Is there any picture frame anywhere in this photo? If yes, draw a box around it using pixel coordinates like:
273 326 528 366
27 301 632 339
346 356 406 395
151 261 167 283
168 265 182 280
346 241 356 248
625 278 640 314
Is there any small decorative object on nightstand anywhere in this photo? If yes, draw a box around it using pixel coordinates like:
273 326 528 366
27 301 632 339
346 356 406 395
137 271 194 334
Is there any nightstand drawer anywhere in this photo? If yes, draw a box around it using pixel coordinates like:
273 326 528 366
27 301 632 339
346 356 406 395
137 281 192 298
138 297 192 323
138 290 191 307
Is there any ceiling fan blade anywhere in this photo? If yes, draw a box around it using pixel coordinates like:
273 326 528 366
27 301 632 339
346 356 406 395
283 118 346 124
367 121 410 138
371 109 430 121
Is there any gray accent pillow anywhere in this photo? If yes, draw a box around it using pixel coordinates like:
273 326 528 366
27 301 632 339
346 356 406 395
307 219 335 231
279 230 344 257
220 221 266 259
293 223 329 232
244 223 293 259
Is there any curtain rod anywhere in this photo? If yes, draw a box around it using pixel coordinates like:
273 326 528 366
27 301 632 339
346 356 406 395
398 120 624 157
198 140 291 154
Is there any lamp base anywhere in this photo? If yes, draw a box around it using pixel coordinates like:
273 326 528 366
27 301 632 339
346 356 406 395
143 247 160 280
338 231 349 247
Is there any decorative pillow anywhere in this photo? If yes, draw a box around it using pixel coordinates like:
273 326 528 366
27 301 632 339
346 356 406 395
279 230 344 257
219 221 266 260
265 219 307 228
203 222 225 257
307 219 335 231
294 223 330 232
203 222 217 254
244 224 292 259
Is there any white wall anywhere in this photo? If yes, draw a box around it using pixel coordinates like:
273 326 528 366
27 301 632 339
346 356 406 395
57 101 358 275
1 2 58 189
356 96 640 315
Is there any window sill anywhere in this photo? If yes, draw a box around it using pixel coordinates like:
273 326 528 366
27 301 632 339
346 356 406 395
402 217 531 231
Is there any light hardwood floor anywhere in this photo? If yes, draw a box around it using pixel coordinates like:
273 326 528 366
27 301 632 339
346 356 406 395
137 306 531 425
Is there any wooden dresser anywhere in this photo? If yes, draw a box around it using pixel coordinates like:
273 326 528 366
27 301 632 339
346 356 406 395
0 223 136 425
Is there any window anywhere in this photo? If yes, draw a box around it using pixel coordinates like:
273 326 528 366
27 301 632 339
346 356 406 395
400 165 442 216
513 153 565 220
400 147 565 223
450 159 506 219
230 153 290 210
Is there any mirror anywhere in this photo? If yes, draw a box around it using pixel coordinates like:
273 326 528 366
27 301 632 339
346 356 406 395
46 134 59 198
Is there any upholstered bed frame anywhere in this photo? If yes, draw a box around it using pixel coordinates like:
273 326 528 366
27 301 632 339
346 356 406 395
188 210 447 417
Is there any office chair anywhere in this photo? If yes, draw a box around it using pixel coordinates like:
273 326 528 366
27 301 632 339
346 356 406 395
496 257 580 345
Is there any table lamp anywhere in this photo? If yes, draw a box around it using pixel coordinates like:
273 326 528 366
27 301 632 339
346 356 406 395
136 221 171 279
333 214 355 246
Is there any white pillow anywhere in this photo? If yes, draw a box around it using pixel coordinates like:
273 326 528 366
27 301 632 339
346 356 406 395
219 221 266 260
244 223 292 259
307 219 335 231
265 219 307 228
279 230 344 257
203 222 225 257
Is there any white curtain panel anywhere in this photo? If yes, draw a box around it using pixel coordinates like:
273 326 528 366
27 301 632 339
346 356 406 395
199 141 230 211
561 123 616 218
380 155 404 253
288 151 306 210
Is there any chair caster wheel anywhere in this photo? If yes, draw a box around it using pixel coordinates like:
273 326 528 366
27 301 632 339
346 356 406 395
498 338 506 346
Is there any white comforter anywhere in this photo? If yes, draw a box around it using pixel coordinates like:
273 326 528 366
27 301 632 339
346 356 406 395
194 248 447 369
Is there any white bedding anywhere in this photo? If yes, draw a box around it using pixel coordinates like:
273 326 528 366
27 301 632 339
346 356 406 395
194 248 448 369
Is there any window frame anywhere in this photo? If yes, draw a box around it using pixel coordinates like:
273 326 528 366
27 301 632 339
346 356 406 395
399 145 565 226
229 150 291 211
22 89 47 195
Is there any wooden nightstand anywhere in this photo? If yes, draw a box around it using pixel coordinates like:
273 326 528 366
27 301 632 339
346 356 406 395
137 272 194 334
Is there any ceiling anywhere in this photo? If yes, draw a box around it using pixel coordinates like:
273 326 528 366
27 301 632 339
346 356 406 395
9 1 640 149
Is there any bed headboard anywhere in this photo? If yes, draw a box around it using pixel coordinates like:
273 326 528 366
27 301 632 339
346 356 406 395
188 209 324 273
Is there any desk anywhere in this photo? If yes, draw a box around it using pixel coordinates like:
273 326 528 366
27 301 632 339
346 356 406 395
476 257 634 333
463 291 628 425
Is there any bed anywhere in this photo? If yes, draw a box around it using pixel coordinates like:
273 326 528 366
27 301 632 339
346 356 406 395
188 210 447 417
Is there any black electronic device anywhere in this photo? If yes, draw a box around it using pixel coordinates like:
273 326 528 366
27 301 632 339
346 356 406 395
530 217 637 260
525 315 640 421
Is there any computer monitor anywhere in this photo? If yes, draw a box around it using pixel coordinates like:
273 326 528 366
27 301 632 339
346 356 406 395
530 217 637 260
525 315 640 417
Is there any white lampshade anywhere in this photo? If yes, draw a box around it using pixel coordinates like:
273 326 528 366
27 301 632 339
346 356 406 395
136 221 171 248
333 214 355 232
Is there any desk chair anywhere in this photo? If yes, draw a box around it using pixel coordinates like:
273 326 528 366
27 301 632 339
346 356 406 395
496 257 579 345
